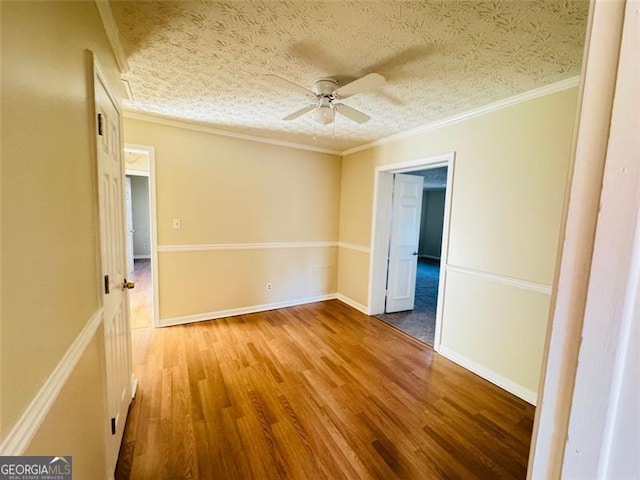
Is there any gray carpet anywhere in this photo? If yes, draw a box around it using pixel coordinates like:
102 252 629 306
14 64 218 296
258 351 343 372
376 258 440 346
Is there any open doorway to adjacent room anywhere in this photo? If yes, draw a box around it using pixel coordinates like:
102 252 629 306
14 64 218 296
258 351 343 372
375 166 448 346
369 153 454 349
124 144 159 329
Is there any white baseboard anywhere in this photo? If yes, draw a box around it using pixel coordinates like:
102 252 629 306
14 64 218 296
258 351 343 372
133 255 151 260
336 294 370 315
159 293 338 327
131 376 138 399
438 345 538 405
0 308 104 455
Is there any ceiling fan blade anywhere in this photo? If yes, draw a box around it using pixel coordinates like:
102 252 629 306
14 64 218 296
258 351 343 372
283 104 316 121
334 73 385 98
265 74 316 99
334 104 371 124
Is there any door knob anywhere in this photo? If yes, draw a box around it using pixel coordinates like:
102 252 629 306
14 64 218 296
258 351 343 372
412 251 418 255
123 279 135 290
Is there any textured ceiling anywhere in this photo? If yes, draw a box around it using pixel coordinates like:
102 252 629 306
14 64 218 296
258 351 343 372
412 167 448 189
112 1 588 152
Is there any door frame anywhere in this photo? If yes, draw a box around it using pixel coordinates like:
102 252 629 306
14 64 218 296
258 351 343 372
124 143 160 328
368 152 455 351
124 176 134 275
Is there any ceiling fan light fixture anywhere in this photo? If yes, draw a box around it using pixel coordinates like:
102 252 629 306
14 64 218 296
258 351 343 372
314 105 335 125
271 72 383 126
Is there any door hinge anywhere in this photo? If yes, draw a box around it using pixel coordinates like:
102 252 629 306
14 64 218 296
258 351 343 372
111 417 116 435
97 113 103 136
104 274 110 294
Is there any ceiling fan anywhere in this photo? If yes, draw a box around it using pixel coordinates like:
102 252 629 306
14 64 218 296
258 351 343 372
266 73 385 125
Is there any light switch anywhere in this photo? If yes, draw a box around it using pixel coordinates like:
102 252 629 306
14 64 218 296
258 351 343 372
172 218 182 229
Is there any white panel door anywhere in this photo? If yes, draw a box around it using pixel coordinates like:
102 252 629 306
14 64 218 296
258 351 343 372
95 69 133 474
124 176 134 276
386 174 424 313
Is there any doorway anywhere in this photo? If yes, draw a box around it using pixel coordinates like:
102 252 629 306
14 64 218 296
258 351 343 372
368 153 455 350
376 167 448 346
124 144 159 329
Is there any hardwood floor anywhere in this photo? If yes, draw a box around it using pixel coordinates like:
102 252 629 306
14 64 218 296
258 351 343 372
129 259 152 329
116 300 534 479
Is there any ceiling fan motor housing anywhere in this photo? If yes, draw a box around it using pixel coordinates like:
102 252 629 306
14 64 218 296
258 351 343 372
271 73 381 124
313 78 339 96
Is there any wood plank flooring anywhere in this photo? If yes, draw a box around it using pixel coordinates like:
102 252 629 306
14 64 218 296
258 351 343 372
129 259 152 329
116 300 534 479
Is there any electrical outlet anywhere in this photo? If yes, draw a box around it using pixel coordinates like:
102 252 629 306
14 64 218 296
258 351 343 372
172 218 182 229
265 282 272 292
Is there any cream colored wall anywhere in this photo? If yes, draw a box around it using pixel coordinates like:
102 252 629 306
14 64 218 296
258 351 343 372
338 87 579 397
336 151 375 305
441 271 550 392
124 119 342 321
336 248 370 307
159 248 337 318
1 0 121 468
25 329 107 480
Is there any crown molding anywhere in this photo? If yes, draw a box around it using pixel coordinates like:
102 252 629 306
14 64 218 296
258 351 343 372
95 0 129 74
121 77 134 101
123 110 342 156
341 76 581 156
123 76 579 158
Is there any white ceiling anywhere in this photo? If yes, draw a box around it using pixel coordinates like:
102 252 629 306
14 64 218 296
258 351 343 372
112 1 588 153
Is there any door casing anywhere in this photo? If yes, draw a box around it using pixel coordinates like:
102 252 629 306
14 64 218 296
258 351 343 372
125 176 134 276
124 143 160 328
368 152 455 351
